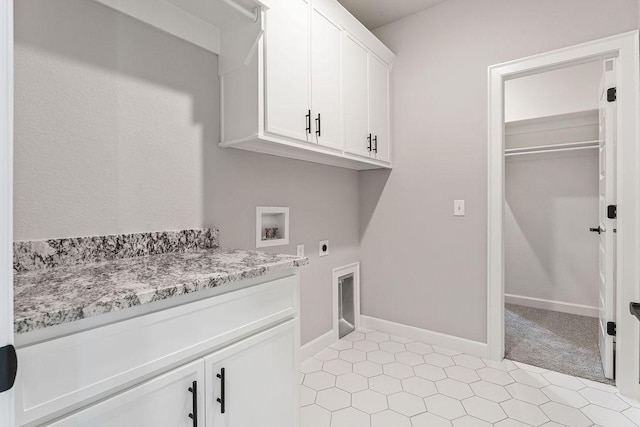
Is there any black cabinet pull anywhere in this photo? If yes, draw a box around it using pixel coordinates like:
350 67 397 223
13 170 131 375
630 302 640 322
305 110 311 134
188 381 198 427
0 345 17 393
315 114 321 137
373 135 378 153
367 133 372 151
590 226 603 234
216 368 226 414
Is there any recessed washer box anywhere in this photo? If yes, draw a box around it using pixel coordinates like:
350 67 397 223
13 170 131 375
256 207 289 248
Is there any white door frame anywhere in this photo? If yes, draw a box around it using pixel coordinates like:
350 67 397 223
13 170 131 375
0 0 14 423
487 31 640 398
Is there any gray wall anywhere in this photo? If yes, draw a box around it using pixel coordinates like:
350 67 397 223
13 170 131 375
505 153 599 309
361 0 638 343
504 61 601 122
504 64 600 310
13 0 360 345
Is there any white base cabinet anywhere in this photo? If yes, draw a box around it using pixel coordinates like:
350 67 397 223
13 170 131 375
49 361 206 427
15 272 301 427
49 321 297 427
205 322 298 427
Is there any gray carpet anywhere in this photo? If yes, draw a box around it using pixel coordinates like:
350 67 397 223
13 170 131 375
505 304 614 384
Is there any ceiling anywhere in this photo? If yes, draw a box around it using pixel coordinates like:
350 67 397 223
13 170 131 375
337 0 447 30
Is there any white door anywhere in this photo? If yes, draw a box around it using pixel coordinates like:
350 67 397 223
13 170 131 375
263 0 310 143
368 54 390 163
343 34 371 158
205 321 298 427
598 59 617 380
49 360 206 427
0 0 14 424
310 5 342 150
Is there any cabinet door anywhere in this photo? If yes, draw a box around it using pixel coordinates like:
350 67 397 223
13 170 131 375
369 54 390 163
49 360 205 427
264 0 310 143
311 5 342 150
205 321 298 427
343 34 371 158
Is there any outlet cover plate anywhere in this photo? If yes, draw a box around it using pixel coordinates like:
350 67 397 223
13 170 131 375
319 240 329 257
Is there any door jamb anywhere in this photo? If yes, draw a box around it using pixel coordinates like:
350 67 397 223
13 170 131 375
487 31 640 398
0 0 15 422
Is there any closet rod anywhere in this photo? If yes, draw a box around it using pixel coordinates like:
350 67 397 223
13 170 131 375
505 139 601 156
505 145 599 157
221 0 259 22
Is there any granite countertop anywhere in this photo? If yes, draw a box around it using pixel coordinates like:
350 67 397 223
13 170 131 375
14 248 308 334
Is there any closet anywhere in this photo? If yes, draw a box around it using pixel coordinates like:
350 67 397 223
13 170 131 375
503 60 617 383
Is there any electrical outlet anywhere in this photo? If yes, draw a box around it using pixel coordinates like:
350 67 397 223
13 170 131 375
319 240 329 257
297 244 304 257
454 200 465 216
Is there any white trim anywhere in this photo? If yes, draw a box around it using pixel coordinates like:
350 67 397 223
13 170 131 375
332 262 361 342
91 0 222 53
487 31 640 399
300 330 335 361
220 0 259 22
505 294 599 318
360 316 489 359
0 0 14 421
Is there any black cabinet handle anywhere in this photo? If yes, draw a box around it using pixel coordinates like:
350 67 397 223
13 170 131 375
367 133 372 151
315 114 321 137
305 110 311 134
631 302 640 322
216 368 226 414
373 135 378 153
0 345 17 393
188 381 198 427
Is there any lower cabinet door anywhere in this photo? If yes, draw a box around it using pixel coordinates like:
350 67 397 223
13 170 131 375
48 360 205 427
205 320 298 427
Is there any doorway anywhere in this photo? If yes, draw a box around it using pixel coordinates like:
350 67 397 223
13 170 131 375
502 60 615 383
487 31 640 399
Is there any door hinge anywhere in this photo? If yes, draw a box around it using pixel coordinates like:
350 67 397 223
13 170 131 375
0 344 17 393
607 87 617 102
607 321 616 336
608 205 617 219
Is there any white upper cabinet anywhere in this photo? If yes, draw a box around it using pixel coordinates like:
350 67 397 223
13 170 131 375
264 0 310 142
218 0 395 170
311 5 343 150
369 54 390 162
343 34 371 158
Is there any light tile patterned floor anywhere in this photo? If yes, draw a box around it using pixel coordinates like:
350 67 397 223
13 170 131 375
300 329 640 427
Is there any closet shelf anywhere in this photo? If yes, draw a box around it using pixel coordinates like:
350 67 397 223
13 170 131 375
505 140 601 157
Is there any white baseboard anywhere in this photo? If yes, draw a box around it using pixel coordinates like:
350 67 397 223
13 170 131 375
360 315 488 359
301 330 335 361
505 294 598 318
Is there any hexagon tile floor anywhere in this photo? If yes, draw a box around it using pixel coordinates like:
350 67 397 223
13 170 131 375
300 329 640 427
